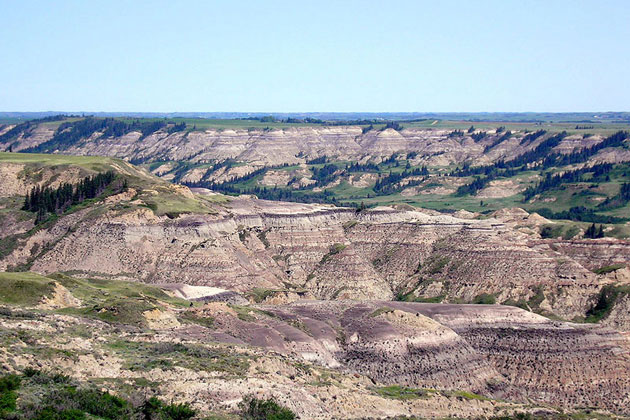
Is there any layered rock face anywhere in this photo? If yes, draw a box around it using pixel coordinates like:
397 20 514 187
182 300 630 414
3 125 614 168
416 304 630 413
3 193 624 323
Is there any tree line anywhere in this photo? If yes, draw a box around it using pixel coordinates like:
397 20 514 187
522 163 613 201
23 117 187 154
22 171 120 224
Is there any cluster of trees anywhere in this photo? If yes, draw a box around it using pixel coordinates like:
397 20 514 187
346 161 380 172
483 131 512 152
383 121 403 131
373 167 428 193
167 121 187 133
454 166 519 196
43 118 124 151
306 155 328 164
22 171 118 224
471 131 487 142
519 129 546 145
584 223 606 239
310 163 339 186
522 163 613 201
533 206 627 224
24 117 188 153
448 130 465 138
209 183 338 205
0 115 69 146
541 130 628 168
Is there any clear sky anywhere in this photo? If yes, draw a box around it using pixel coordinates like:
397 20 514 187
1 0 629 112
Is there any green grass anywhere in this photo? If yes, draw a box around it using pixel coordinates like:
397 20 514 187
0 272 56 306
0 271 189 327
472 293 496 305
369 307 394 318
106 340 251 376
0 150 227 217
371 385 427 400
593 263 626 275
114 116 323 130
0 151 130 173
584 285 630 323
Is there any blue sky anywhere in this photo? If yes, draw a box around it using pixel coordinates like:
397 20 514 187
1 0 629 112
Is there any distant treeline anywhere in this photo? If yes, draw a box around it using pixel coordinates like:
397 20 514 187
454 131 629 197
0 115 70 146
522 163 613 201
22 171 120 223
533 206 628 224
6 117 186 154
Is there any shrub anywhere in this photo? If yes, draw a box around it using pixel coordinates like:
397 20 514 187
141 396 196 420
473 293 496 305
23 368 72 385
372 385 425 400
585 285 630 322
240 396 296 420
43 387 134 419
0 374 21 414
593 263 626 275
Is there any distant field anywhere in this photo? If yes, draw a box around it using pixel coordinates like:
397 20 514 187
113 117 325 130
0 151 116 167
113 117 630 134
402 120 630 135
4 114 630 133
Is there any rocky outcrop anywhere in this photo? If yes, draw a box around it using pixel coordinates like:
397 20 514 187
3 193 625 322
417 303 630 413
7 125 622 170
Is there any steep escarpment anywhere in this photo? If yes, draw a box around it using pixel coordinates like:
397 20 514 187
3 119 623 170
2 181 626 324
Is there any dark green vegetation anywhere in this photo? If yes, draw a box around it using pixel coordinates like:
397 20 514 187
585 284 630 323
0 117 187 154
22 171 120 224
0 369 197 420
238 396 295 420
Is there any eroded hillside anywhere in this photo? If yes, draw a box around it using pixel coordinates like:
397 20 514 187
1 152 630 418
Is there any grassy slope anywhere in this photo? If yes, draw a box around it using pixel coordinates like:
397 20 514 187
0 271 189 327
0 151 226 216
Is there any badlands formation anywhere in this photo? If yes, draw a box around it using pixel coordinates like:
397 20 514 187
0 141 630 418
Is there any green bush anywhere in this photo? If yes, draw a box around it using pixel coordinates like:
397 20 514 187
240 396 296 420
23 368 71 385
0 374 21 414
473 293 496 305
585 285 630 322
593 263 626 275
141 396 196 420
540 224 563 239
43 387 134 419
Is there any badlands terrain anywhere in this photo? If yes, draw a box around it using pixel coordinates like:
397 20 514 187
0 116 630 419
